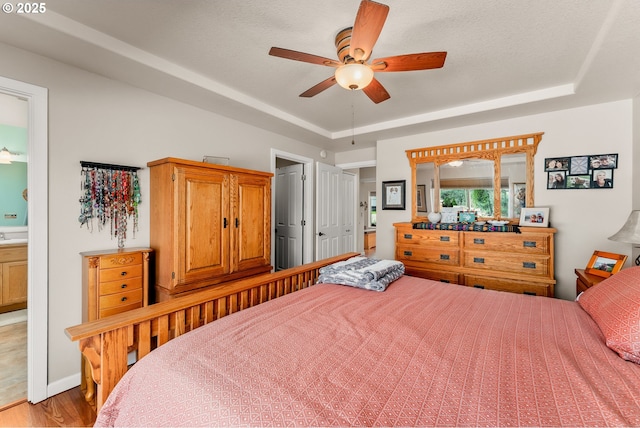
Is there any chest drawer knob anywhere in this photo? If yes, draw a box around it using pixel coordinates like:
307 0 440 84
523 262 536 269
403 250 413 256
440 254 450 260
473 257 485 264
404 234 412 239
473 238 485 245
440 236 450 242
523 241 537 248
121 296 127 302
120 271 127 276
121 284 127 289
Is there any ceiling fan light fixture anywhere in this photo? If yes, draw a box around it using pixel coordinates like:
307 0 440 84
0 147 12 164
334 63 374 91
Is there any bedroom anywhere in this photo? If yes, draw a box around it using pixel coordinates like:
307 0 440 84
0 0 639 420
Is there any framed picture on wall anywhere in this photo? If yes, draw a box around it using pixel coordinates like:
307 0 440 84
382 180 406 210
416 184 427 212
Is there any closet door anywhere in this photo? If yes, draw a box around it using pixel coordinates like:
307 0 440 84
232 173 271 273
177 167 230 285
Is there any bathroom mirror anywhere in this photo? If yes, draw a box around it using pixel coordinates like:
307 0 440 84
407 132 543 222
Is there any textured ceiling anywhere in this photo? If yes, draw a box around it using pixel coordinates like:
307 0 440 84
0 0 639 152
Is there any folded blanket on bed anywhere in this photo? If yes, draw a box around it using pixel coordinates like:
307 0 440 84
318 257 405 291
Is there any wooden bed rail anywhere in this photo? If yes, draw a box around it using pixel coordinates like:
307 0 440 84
65 252 359 410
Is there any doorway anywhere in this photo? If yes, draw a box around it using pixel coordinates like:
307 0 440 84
271 150 314 269
0 75 48 404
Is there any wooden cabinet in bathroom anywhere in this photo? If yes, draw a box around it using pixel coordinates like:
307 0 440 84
0 243 28 314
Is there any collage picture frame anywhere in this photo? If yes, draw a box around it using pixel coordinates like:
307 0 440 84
545 153 617 190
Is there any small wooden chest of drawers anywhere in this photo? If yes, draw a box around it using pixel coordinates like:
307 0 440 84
395 223 556 297
80 247 153 404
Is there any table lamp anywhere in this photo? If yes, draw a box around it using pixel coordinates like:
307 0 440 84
608 210 640 265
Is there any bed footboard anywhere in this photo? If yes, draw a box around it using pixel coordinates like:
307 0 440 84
65 252 359 410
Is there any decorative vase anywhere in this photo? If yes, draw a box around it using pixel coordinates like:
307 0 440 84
427 212 442 223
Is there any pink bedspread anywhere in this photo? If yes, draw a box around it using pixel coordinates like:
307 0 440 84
96 276 640 427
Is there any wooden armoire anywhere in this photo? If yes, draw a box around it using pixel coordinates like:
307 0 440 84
148 158 273 301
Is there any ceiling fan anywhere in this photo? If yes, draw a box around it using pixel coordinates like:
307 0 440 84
269 0 447 104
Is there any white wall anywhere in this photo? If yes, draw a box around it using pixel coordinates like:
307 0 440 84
377 100 633 301
0 42 336 389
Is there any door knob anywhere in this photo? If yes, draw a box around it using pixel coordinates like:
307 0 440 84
318 232 325 236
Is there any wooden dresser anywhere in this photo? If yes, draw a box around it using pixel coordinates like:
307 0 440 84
0 243 27 314
80 247 153 403
395 222 556 297
148 158 273 301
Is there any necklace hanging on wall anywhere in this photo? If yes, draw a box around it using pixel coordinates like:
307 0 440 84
78 161 142 248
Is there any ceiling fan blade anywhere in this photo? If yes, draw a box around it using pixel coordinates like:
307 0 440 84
300 76 337 97
349 0 389 62
269 47 341 67
363 78 390 104
371 52 447 72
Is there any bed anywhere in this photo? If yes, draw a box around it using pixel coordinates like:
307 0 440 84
66 253 640 426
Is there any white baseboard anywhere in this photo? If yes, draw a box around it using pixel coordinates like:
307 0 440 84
46 373 80 399
0 309 27 327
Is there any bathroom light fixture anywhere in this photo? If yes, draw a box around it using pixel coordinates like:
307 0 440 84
334 63 374 91
0 147 12 164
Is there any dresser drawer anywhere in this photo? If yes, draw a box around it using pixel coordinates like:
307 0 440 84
463 232 550 255
99 264 143 282
99 277 143 296
396 229 459 247
100 301 144 318
463 251 550 277
405 266 460 284
99 252 143 269
397 245 459 267
464 274 553 297
99 288 143 311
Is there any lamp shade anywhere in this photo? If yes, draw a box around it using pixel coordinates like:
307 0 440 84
0 147 11 164
608 210 640 244
334 63 374 90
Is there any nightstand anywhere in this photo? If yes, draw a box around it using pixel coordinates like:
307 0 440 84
575 268 605 295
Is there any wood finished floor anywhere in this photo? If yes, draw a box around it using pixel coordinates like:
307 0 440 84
0 321 26 408
0 387 96 427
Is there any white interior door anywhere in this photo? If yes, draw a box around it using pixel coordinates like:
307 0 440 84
275 164 304 270
341 172 356 253
316 162 341 260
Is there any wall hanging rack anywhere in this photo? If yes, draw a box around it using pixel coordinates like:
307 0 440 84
78 161 142 248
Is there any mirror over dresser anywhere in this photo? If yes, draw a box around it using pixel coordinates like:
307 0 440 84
395 132 556 297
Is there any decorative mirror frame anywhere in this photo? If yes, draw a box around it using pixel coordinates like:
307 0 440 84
406 132 544 222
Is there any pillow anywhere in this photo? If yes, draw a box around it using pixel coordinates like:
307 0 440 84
578 266 640 363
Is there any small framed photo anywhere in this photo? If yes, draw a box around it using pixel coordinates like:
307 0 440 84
567 175 590 189
545 157 569 171
458 210 477 224
589 154 618 169
519 207 549 227
591 169 613 188
382 180 406 210
547 171 566 189
585 250 627 278
416 184 428 212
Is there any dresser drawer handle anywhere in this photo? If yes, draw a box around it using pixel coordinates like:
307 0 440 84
473 257 485 264
121 284 127 289
523 262 536 269
440 254 450 260
403 250 413 257
473 284 485 289
473 238 485 245
523 241 537 248
404 234 412 239
440 236 450 242
121 297 127 302
120 271 127 276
